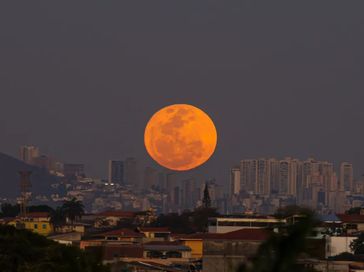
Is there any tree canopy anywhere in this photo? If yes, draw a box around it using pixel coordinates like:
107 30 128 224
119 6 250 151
239 208 318 272
350 232 364 255
153 207 219 233
202 183 211 209
61 198 84 224
346 207 363 215
0 225 109 272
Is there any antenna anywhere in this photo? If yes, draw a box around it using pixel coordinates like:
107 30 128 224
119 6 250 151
19 171 32 218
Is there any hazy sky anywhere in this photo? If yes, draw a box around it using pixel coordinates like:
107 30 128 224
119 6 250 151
1 2 364 183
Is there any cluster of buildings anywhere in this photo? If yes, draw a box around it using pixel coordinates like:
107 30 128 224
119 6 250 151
2 208 364 271
229 157 363 214
18 145 227 214
18 146 364 216
1 146 363 271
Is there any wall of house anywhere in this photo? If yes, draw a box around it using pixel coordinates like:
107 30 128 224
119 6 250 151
202 240 261 272
8 220 53 235
326 236 355 257
182 240 203 259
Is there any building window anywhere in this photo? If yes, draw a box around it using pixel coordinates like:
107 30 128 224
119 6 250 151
147 251 164 258
155 233 168 238
34 224 38 229
42 224 47 229
166 251 182 258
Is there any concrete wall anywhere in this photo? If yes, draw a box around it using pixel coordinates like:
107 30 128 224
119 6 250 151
326 236 355 257
208 226 249 234
203 240 261 272
182 240 203 259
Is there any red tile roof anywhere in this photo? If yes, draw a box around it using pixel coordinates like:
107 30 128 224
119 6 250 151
337 214 364 223
138 227 170 233
129 261 182 272
26 212 50 218
103 244 144 260
144 241 182 246
174 229 269 241
97 211 136 218
221 228 269 240
100 228 144 238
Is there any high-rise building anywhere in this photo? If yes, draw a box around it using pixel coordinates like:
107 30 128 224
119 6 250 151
181 178 195 210
19 145 40 164
166 173 177 204
124 157 139 187
300 158 316 204
340 162 353 192
158 172 167 191
277 158 299 196
288 159 299 196
256 159 270 195
236 157 349 210
269 159 280 194
144 167 158 189
32 154 53 170
108 160 124 184
63 163 85 178
205 179 223 205
230 167 241 196
240 159 257 193
235 157 355 212
279 160 289 195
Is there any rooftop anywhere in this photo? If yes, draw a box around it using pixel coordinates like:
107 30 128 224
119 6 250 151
98 228 144 238
337 214 364 223
138 227 170 233
144 241 191 252
103 244 144 260
24 212 50 218
97 211 136 218
174 228 269 241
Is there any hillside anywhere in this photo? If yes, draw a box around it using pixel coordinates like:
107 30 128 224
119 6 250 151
0 152 59 198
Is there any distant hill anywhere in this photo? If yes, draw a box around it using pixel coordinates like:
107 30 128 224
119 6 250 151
0 152 59 198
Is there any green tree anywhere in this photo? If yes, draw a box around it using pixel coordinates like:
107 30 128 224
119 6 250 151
0 225 109 272
0 203 19 217
275 205 313 219
153 207 219 233
330 252 356 261
28 205 55 214
202 182 211 208
350 232 364 254
239 209 318 272
346 207 362 215
61 198 84 225
192 207 219 232
50 207 66 230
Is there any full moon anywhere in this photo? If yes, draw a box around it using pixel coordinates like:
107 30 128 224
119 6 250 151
144 104 217 171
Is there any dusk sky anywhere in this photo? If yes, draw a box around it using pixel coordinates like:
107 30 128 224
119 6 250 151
1 2 364 182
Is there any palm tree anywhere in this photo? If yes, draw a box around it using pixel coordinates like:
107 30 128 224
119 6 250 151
50 207 66 231
61 198 84 225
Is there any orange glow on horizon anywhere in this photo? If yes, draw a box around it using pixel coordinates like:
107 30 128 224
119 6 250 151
144 104 217 171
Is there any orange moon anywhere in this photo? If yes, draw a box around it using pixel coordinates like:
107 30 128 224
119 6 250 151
144 104 217 171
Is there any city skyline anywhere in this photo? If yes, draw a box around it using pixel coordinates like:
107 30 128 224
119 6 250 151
15 144 364 182
1 2 363 183
11 144 364 215
1 2 364 271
